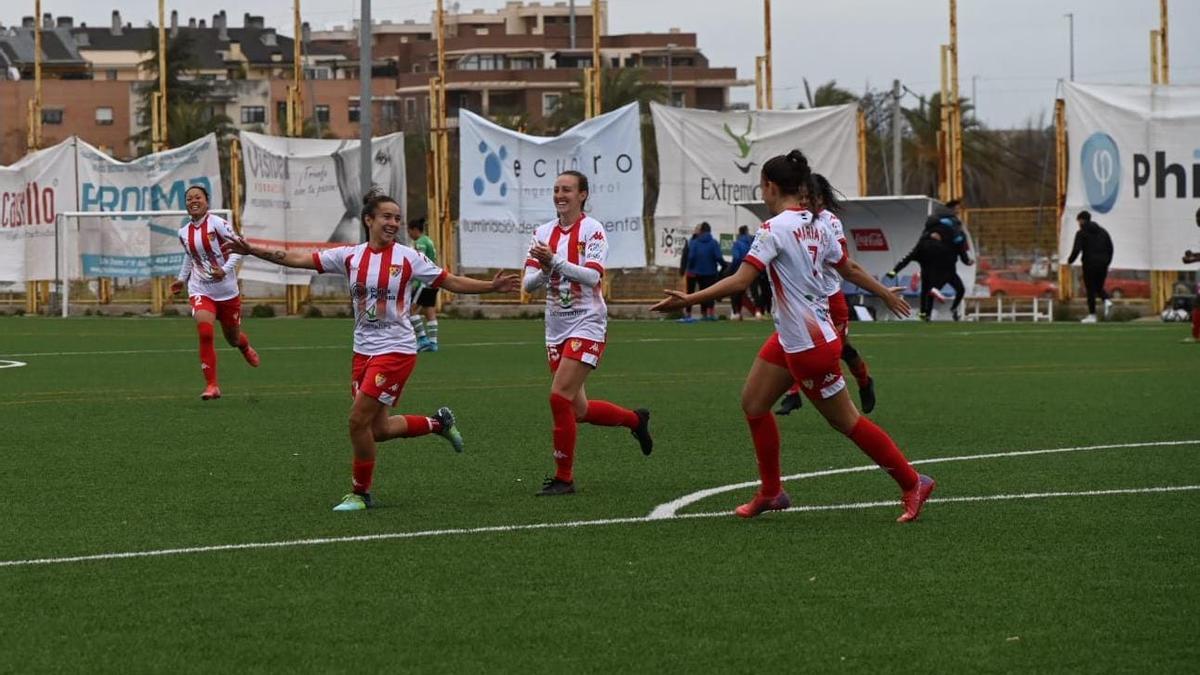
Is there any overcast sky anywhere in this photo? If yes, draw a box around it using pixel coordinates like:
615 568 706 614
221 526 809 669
7 0 1198 128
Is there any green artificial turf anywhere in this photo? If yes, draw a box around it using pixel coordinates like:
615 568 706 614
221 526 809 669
1 317 1197 672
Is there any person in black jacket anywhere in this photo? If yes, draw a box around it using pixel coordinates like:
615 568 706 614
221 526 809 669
924 201 973 320
1067 210 1114 323
889 231 952 321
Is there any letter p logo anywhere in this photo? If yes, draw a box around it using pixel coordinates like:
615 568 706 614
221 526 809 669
1081 132 1120 213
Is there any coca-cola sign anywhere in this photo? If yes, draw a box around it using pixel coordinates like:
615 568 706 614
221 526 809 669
850 228 888 252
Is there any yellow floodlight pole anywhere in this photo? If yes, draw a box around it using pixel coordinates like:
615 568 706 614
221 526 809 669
1160 0 1169 84
949 0 963 201
938 45 950 202
754 56 764 110
155 0 168 152
30 0 43 150
284 0 306 314
1055 98 1071 301
763 0 773 110
591 0 602 115
856 110 867 196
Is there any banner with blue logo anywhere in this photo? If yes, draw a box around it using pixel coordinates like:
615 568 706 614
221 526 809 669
651 102 859 266
457 104 646 268
1061 83 1200 270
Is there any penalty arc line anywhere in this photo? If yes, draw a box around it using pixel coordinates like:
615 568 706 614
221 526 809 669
0 485 1197 569
646 439 1200 520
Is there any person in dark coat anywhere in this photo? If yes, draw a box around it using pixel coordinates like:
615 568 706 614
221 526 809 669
1067 210 1114 323
728 225 754 320
677 225 700 323
889 231 952 321
685 222 727 321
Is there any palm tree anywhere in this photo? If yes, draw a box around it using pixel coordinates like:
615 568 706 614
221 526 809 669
797 79 858 109
545 67 667 132
132 30 234 155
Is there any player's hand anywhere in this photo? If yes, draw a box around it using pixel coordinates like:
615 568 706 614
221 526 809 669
650 290 690 313
209 267 227 281
490 270 520 293
225 236 253 256
881 286 911 319
169 280 184 296
530 241 554 268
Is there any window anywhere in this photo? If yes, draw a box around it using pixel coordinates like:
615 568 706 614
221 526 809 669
542 93 562 117
404 98 417 121
95 107 114 125
671 91 686 107
240 106 265 124
381 101 398 123
105 69 118 80
42 108 63 125
348 103 360 123
275 101 288 129
475 28 489 36
315 105 330 124
510 57 539 70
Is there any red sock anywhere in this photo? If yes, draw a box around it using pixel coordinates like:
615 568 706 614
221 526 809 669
848 359 870 389
1192 309 1199 340
237 333 251 351
581 400 638 429
550 393 577 482
745 412 782 496
352 458 375 493
197 323 217 386
847 417 918 490
400 415 437 437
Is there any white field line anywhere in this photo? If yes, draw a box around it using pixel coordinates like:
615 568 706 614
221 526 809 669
0 360 26 369
645 439 1200 519
1 485 1196 569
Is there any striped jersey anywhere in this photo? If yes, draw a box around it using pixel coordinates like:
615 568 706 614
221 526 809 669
525 214 608 344
177 213 242 301
817 210 849 297
744 207 845 352
312 242 447 356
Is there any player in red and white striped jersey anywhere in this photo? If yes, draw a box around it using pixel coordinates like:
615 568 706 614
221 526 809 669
523 170 653 496
653 150 935 523
776 174 876 415
168 185 259 400
227 188 519 511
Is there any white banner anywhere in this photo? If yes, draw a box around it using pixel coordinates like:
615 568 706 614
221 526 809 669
239 131 406 284
0 140 75 281
651 102 860 266
74 134 222 278
1061 83 1200 270
0 135 220 281
457 103 646 268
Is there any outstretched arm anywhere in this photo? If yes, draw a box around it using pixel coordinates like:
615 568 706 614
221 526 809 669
226 237 319 270
440 270 520 295
651 263 757 312
836 256 911 318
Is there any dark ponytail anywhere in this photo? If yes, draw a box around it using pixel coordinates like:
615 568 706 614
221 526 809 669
361 186 399 231
812 173 843 214
761 149 815 200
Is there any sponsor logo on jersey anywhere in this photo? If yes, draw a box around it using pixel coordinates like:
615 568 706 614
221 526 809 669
364 303 378 322
374 374 387 388
588 342 601 353
390 264 402 277
557 288 573 309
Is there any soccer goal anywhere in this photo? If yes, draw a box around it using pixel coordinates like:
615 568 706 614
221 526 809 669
54 210 234 318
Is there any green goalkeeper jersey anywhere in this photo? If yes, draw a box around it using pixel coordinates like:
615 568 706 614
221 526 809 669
412 234 437 291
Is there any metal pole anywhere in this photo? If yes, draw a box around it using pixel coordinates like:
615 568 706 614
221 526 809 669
591 0 601 114
569 0 576 50
32 0 42 150
666 43 674 106
892 79 902 196
1064 13 1074 81
294 0 303 135
158 0 168 151
754 56 764 110
763 0 773 109
949 0 962 201
1160 0 1169 84
1150 30 1160 85
939 44 949 202
359 0 373 204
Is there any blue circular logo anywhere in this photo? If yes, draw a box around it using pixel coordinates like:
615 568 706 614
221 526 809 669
1081 132 1120 213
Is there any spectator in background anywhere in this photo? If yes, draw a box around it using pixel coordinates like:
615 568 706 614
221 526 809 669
889 230 951 321
1180 207 1200 343
728 225 755 320
685 222 727 321
927 200 973 320
1068 210 1114 323
407 218 441 352
677 225 700 323
750 271 772 319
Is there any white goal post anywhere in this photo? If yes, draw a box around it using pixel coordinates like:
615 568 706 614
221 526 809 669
55 210 235 318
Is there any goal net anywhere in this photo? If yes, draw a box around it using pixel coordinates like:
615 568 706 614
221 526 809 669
54 210 234 317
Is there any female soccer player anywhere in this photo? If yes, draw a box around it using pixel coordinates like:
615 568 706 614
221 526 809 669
227 189 520 511
776 174 875 415
523 170 653 496
169 185 259 400
652 151 935 523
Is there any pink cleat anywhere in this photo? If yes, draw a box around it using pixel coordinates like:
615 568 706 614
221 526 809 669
200 385 222 400
242 345 260 367
897 474 936 523
735 490 792 519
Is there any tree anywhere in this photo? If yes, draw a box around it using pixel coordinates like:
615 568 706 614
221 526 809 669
545 67 667 132
132 30 235 155
797 79 859 109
